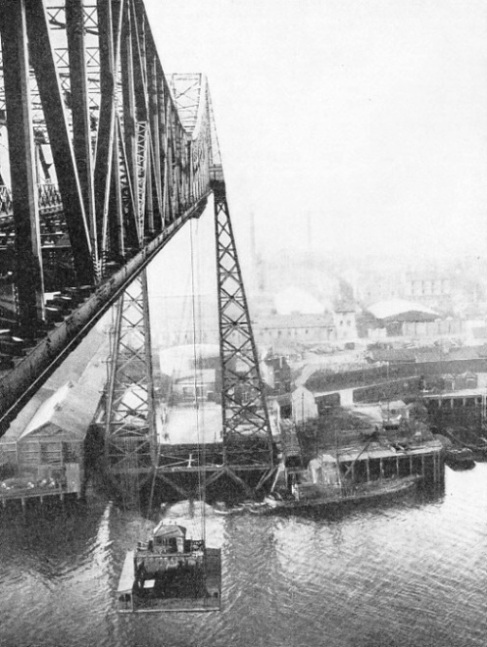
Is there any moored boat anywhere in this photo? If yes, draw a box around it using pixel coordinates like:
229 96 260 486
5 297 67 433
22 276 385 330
249 449 423 515
248 474 421 514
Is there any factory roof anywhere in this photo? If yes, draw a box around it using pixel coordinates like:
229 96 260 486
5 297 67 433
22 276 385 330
367 299 438 322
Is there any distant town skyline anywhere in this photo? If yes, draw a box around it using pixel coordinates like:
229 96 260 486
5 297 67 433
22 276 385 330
146 0 487 260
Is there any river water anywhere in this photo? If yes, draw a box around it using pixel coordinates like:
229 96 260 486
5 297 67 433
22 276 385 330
1 463 486 647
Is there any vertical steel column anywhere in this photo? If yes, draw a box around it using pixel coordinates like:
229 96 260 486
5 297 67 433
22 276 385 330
147 51 162 226
66 0 99 275
141 270 158 466
158 77 169 224
121 2 138 215
109 0 125 259
212 182 274 471
0 0 45 328
95 0 119 268
110 123 125 259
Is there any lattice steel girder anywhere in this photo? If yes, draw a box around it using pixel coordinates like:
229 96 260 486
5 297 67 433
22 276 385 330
213 182 274 469
0 0 226 440
0 0 220 322
0 196 208 437
25 0 94 285
0 0 45 327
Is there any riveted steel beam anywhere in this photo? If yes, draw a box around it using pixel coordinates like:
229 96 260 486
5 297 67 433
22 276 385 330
25 0 95 286
0 0 45 328
66 0 99 275
94 0 124 267
121 3 138 224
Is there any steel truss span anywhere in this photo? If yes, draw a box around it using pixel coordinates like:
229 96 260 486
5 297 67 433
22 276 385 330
0 0 274 484
0 0 220 432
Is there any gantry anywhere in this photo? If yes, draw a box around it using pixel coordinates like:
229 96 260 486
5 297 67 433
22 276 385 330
0 1 275 490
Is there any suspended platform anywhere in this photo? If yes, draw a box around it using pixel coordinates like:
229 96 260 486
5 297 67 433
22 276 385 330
117 522 221 613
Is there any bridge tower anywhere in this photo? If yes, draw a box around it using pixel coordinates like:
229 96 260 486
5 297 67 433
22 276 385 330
100 270 157 501
212 178 275 491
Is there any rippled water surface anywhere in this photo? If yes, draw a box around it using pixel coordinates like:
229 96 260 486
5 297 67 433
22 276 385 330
1 464 486 647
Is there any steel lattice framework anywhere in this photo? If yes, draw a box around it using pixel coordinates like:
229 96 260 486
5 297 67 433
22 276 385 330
212 181 274 472
0 1 214 432
0 0 275 492
101 271 156 476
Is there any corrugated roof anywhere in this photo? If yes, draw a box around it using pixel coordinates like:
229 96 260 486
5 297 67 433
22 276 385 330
19 354 106 441
368 299 438 321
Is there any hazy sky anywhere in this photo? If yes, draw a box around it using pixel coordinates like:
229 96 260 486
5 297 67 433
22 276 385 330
145 0 487 261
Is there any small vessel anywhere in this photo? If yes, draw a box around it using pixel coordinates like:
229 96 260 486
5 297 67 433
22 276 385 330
444 447 475 470
117 521 221 613
253 474 421 514
250 475 421 514
249 451 422 515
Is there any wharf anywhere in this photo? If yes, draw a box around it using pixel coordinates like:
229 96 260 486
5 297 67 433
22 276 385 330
330 438 444 484
0 484 79 508
335 438 443 462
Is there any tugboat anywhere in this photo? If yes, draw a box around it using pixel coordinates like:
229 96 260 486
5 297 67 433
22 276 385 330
117 520 221 613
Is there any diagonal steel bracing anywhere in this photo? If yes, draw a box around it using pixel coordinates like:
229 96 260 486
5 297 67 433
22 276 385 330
101 269 157 475
212 180 274 473
0 2 274 494
0 1 218 431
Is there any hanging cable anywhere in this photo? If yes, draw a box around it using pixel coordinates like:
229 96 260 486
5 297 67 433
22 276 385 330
195 219 207 531
189 218 206 543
